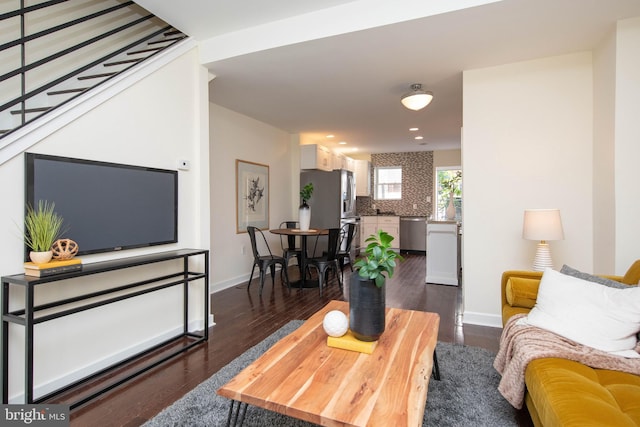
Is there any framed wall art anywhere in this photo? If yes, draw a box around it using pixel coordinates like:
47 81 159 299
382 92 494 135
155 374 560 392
236 159 269 233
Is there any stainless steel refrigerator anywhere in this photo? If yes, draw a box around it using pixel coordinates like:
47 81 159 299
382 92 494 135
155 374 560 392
300 169 358 257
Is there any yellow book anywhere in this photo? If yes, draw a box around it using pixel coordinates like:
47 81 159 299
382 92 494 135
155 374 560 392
24 258 82 270
327 330 378 354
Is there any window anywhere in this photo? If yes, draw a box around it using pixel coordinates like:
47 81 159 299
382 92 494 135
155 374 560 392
436 167 462 220
375 166 402 200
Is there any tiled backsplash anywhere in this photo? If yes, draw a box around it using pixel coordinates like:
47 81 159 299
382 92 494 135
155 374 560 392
357 151 433 217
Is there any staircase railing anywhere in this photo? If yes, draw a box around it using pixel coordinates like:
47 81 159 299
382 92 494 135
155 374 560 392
0 0 186 139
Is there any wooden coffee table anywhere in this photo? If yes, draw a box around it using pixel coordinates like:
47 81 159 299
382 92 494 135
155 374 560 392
218 300 440 426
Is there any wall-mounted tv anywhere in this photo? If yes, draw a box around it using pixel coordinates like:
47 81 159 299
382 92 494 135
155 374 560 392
25 153 178 257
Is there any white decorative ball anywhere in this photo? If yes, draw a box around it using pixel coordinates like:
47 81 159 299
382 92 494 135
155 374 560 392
323 310 349 337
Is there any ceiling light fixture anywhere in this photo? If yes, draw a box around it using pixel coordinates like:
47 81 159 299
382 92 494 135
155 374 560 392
414 136 423 140
338 141 347 145
409 127 419 131
401 83 433 111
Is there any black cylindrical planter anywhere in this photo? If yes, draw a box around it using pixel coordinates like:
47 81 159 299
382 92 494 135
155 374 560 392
349 274 385 341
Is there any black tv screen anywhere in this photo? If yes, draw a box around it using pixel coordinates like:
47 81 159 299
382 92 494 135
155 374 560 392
25 153 178 257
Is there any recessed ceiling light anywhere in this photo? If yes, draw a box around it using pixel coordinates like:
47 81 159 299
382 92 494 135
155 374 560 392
351 147 358 152
326 134 335 138
415 136 424 140
338 141 347 145
409 127 419 131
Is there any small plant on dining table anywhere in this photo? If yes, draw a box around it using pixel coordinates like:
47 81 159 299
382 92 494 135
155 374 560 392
300 183 314 204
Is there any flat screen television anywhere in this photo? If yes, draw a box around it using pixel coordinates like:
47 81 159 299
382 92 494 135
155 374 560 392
25 153 178 257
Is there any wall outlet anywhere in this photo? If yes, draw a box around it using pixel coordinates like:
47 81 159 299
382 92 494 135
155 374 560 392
413 204 417 210
241 245 246 255
372 204 376 210
426 196 431 203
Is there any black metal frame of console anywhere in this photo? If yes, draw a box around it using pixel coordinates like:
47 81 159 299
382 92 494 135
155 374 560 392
1 248 209 409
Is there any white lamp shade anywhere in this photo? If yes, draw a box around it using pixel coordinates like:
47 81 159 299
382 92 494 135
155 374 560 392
401 84 433 111
522 209 564 241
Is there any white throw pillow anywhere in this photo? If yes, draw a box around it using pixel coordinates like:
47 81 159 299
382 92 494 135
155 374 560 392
520 268 640 358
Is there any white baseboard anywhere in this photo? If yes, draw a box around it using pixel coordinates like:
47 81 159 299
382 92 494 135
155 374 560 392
9 318 206 404
462 311 503 328
209 264 285 294
210 273 251 293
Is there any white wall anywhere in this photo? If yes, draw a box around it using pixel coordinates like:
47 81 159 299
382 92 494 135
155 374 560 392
433 149 461 168
0 48 210 401
462 52 594 327
208 103 296 294
614 17 640 274
592 26 617 273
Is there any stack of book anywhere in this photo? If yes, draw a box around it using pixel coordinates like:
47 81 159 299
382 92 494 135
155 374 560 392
327 329 378 354
24 258 82 277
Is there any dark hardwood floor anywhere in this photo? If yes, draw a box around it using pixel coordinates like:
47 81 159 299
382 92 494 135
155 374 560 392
69 253 532 426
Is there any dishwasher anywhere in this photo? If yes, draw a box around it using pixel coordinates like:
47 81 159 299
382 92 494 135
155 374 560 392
400 216 426 253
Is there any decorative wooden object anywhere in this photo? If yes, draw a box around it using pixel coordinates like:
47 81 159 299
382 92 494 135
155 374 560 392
218 300 440 426
51 238 78 260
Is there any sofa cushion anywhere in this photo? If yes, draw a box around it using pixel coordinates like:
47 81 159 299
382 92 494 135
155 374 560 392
505 277 540 308
560 264 632 289
525 358 640 427
623 260 640 286
522 268 640 357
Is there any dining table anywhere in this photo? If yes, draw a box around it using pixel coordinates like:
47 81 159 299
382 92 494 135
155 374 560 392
269 228 328 289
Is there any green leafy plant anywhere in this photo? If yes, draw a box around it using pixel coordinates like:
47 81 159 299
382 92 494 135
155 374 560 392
439 170 462 196
354 230 403 288
300 183 314 204
24 201 66 252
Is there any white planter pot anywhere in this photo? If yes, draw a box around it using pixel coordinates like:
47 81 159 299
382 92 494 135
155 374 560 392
445 193 456 220
29 250 53 264
299 204 311 231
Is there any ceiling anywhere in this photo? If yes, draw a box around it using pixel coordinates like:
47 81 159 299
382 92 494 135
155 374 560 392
135 0 640 154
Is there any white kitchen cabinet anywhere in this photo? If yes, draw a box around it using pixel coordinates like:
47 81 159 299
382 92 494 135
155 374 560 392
300 144 332 171
354 159 371 196
426 221 459 286
332 152 346 170
361 216 378 243
361 216 399 249
344 156 355 172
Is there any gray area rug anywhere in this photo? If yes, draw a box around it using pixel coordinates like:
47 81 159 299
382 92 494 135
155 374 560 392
144 321 517 426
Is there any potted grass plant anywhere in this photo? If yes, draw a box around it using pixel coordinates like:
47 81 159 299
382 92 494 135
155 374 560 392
24 201 66 264
350 230 403 341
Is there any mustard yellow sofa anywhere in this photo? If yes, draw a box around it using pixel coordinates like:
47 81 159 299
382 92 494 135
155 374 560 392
501 261 640 427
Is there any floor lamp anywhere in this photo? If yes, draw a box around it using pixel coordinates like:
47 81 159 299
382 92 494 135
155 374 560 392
522 209 564 271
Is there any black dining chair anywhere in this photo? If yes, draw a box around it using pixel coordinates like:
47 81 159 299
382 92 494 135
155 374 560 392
247 226 290 295
336 223 356 278
306 228 343 296
279 220 303 275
